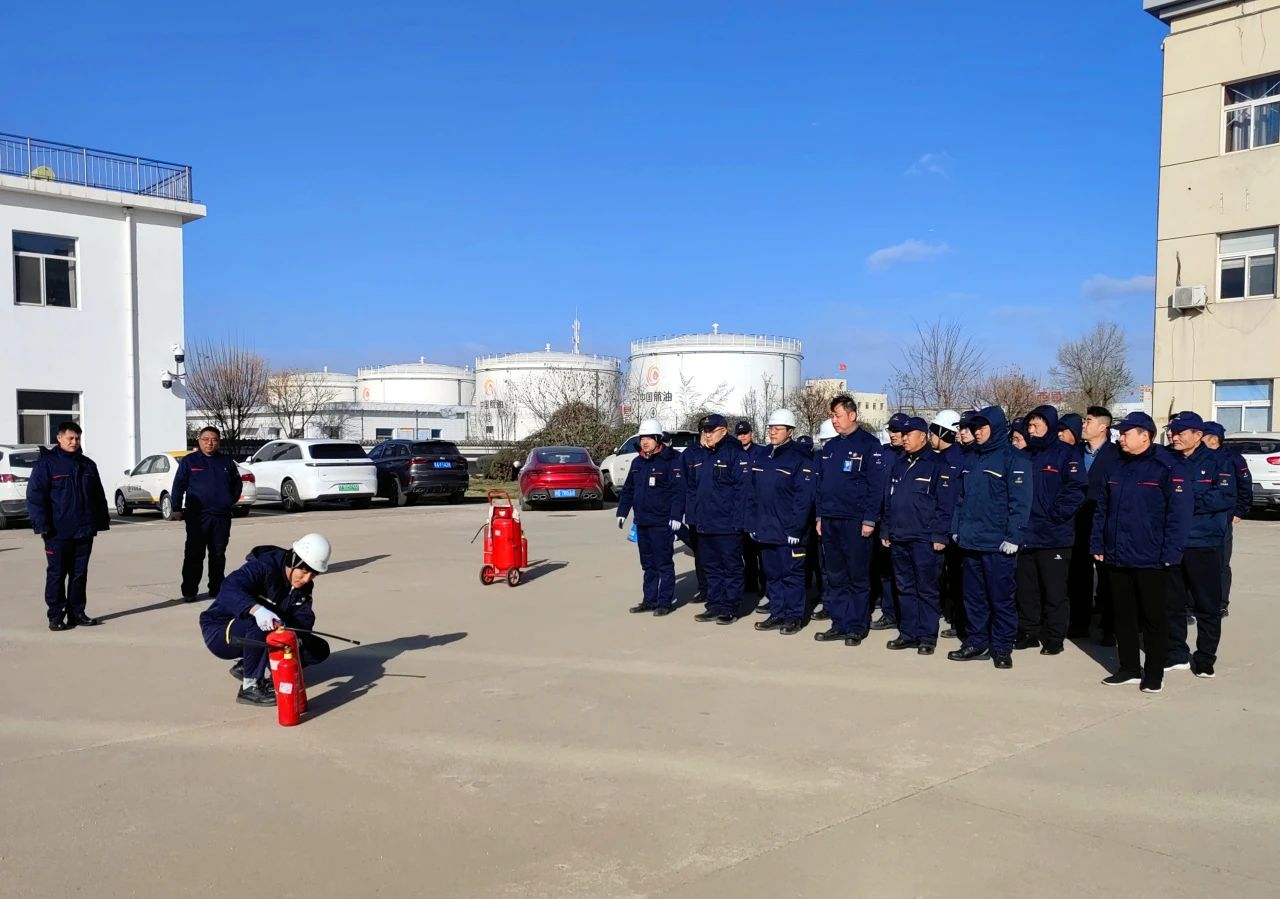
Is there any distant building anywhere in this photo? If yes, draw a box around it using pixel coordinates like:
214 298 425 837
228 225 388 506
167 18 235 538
0 131 205 478
1146 0 1280 432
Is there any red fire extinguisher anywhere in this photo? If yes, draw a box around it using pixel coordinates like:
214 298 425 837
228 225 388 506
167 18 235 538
266 628 306 726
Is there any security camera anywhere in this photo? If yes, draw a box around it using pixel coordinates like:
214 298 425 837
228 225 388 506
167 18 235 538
161 370 173 390
172 343 185 364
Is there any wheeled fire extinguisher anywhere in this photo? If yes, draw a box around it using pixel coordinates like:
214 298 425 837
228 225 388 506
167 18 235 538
473 489 529 587
266 628 306 726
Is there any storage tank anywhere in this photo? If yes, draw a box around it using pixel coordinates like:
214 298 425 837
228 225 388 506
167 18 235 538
473 345 623 441
627 327 803 429
302 368 357 403
356 357 475 405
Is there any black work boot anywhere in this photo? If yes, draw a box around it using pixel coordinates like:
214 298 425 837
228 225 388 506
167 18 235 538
236 682 276 706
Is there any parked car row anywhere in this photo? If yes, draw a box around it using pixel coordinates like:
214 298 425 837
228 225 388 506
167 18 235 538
1225 433 1280 509
0 444 41 530
114 451 256 519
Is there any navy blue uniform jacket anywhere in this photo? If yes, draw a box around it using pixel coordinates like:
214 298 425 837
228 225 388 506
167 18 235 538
746 440 816 544
199 546 317 639
171 450 242 517
685 437 747 535
815 429 888 523
1084 440 1122 503
25 446 110 539
1221 445 1253 518
1091 446 1192 568
1179 443 1236 547
883 448 957 545
617 445 686 527
951 406 1033 552
1021 406 1087 549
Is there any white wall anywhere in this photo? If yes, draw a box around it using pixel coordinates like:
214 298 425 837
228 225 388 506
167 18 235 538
0 181 201 483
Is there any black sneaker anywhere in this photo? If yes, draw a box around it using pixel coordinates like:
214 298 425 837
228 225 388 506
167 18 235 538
779 619 805 635
869 615 896 631
693 611 717 623
1101 672 1141 686
1039 643 1064 656
947 645 991 662
629 603 656 614
886 637 920 650
813 627 850 642
754 616 785 631
229 660 245 680
992 653 1013 669
1192 661 1216 679
1014 634 1040 650
1164 660 1191 672
1140 681 1163 694
236 683 277 706
917 644 936 655
652 606 674 617
48 618 74 631
714 614 738 625
843 634 865 647
940 627 958 639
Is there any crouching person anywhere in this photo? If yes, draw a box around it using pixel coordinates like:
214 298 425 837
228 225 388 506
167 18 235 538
199 534 333 706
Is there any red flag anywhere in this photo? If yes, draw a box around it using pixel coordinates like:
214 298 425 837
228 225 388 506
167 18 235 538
838 363 847 371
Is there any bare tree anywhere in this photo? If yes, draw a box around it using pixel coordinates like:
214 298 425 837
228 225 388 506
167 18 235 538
184 338 269 455
509 369 622 432
675 373 733 427
266 369 336 438
975 366 1041 420
1050 321 1135 410
313 406 354 441
890 319 986 414
788 382 838 435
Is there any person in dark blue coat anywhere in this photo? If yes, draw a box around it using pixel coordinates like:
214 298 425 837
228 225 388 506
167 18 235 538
199 534 332 706
687 415 750 625
882 417 956 653
1057 413 1083 448
1164 412 1235 678
1092 413 1192 692
734 420 768 599
1067 406 1123 643
746 409 817 635
25 421 111 631
1009 417 1029 451
948 406 1033 669
1014 405 1087 655
812 395 889 645
1202 421 1251 617
928 410 967 641
870 412 910 629
172 426 244 601
680 428 711 603
617 420 687 616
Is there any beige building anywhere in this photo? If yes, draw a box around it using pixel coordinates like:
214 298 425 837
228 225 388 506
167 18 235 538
1148 0 1280 432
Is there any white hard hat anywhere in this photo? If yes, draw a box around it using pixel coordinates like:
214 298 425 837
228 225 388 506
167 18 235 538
638 419 664 438
290 533 332 573
817 420 837 441
931 409 961 433
767 408 797 429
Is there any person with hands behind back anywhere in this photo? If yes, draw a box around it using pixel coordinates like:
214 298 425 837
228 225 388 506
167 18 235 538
616 420 686 617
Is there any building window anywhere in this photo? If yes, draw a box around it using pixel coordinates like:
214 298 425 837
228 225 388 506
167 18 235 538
1214 380 1272 433
1225 74 1280 153
1219 229 1276 300
375 428 392 441
17 389 80 443
13 232 77 308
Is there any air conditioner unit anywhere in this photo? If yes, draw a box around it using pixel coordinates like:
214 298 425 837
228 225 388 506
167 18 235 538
1172 285 1207 311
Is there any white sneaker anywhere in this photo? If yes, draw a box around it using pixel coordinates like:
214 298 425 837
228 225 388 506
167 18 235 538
1164 661 1191 671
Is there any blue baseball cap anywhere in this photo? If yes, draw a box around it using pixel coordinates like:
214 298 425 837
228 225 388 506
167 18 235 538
1167 411 1205 433
901 416 929 434
699 413 727 432
1202 421 1226 438
887 412 911 432
1116 411 1157 435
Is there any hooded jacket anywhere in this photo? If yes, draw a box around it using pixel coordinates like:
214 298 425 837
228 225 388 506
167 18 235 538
951 406 1033 552
171 450 243 517
25 445 111 539
745 439 816 545
1179 442 1236 547
1021 405 1087 549
1057 414 1083 444
617 444 686 527
685 436 748 535
1091 446 1192 568
814 427 888 523
883 445 956 545
198 545 317 639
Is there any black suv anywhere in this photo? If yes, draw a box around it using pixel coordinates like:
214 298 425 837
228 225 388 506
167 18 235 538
368 439 469 505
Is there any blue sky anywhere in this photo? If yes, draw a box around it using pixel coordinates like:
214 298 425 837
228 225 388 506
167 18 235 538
4 1 1168 393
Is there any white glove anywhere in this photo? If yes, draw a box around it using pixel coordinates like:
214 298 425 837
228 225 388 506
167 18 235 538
252 605 280 631
787 535 800 546
617 516 625 529
999 541 1019 555
669 519 682 532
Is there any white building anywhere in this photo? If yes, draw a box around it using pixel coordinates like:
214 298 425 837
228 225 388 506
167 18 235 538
0 132 205 480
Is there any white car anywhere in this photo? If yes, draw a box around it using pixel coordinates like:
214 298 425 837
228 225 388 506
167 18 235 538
598 430 699 499
0 444 41 530
114 451 257 519
1224 432 1280 510
243 439 377 512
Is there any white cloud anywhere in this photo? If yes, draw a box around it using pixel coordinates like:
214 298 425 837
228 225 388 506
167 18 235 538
867 239 952 271
906 152 952 176
1082 274 1155 301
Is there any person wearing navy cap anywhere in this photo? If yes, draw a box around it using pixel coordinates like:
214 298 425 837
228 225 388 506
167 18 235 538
681 415 723 604
881 417 956 653
956 412 978 449
1202 421 1251 617
1009 418 1029 451
735 419 767 600
1165 411 1235 678
1092 412 1192 692
871 412 911 630
687 414 751 625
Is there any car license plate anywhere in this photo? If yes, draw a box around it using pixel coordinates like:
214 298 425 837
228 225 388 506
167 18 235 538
433 461 452 469
553 489 578 498
337 484 359 492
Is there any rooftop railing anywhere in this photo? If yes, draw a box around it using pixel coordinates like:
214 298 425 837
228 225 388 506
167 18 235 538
630 333 803 352
0 132 194 203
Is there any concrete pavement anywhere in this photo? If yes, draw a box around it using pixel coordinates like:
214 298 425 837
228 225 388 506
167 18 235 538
1 503 1276 897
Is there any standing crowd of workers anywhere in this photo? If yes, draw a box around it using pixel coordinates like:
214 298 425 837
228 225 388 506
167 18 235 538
616 396 1251 693
24 422 336 707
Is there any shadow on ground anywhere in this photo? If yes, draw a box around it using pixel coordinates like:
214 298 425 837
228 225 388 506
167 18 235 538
1070 636 1118 672
98 597 190 622
521 559 568 583
327 554 390 574
305 632 467 717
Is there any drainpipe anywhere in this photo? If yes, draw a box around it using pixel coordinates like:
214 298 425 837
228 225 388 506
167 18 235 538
123 207 141 465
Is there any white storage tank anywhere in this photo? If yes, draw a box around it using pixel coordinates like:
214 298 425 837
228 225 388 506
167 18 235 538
474 346 623 441
302 368 357 403
356 357 475 406
627 327 803 429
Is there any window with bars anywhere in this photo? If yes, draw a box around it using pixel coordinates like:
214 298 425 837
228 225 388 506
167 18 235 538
1225 73 1280 153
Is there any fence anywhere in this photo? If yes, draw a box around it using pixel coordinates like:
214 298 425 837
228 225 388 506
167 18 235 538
0 132 194 202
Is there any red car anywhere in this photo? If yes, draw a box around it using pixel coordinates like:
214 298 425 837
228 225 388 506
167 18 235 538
518 446 604 511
